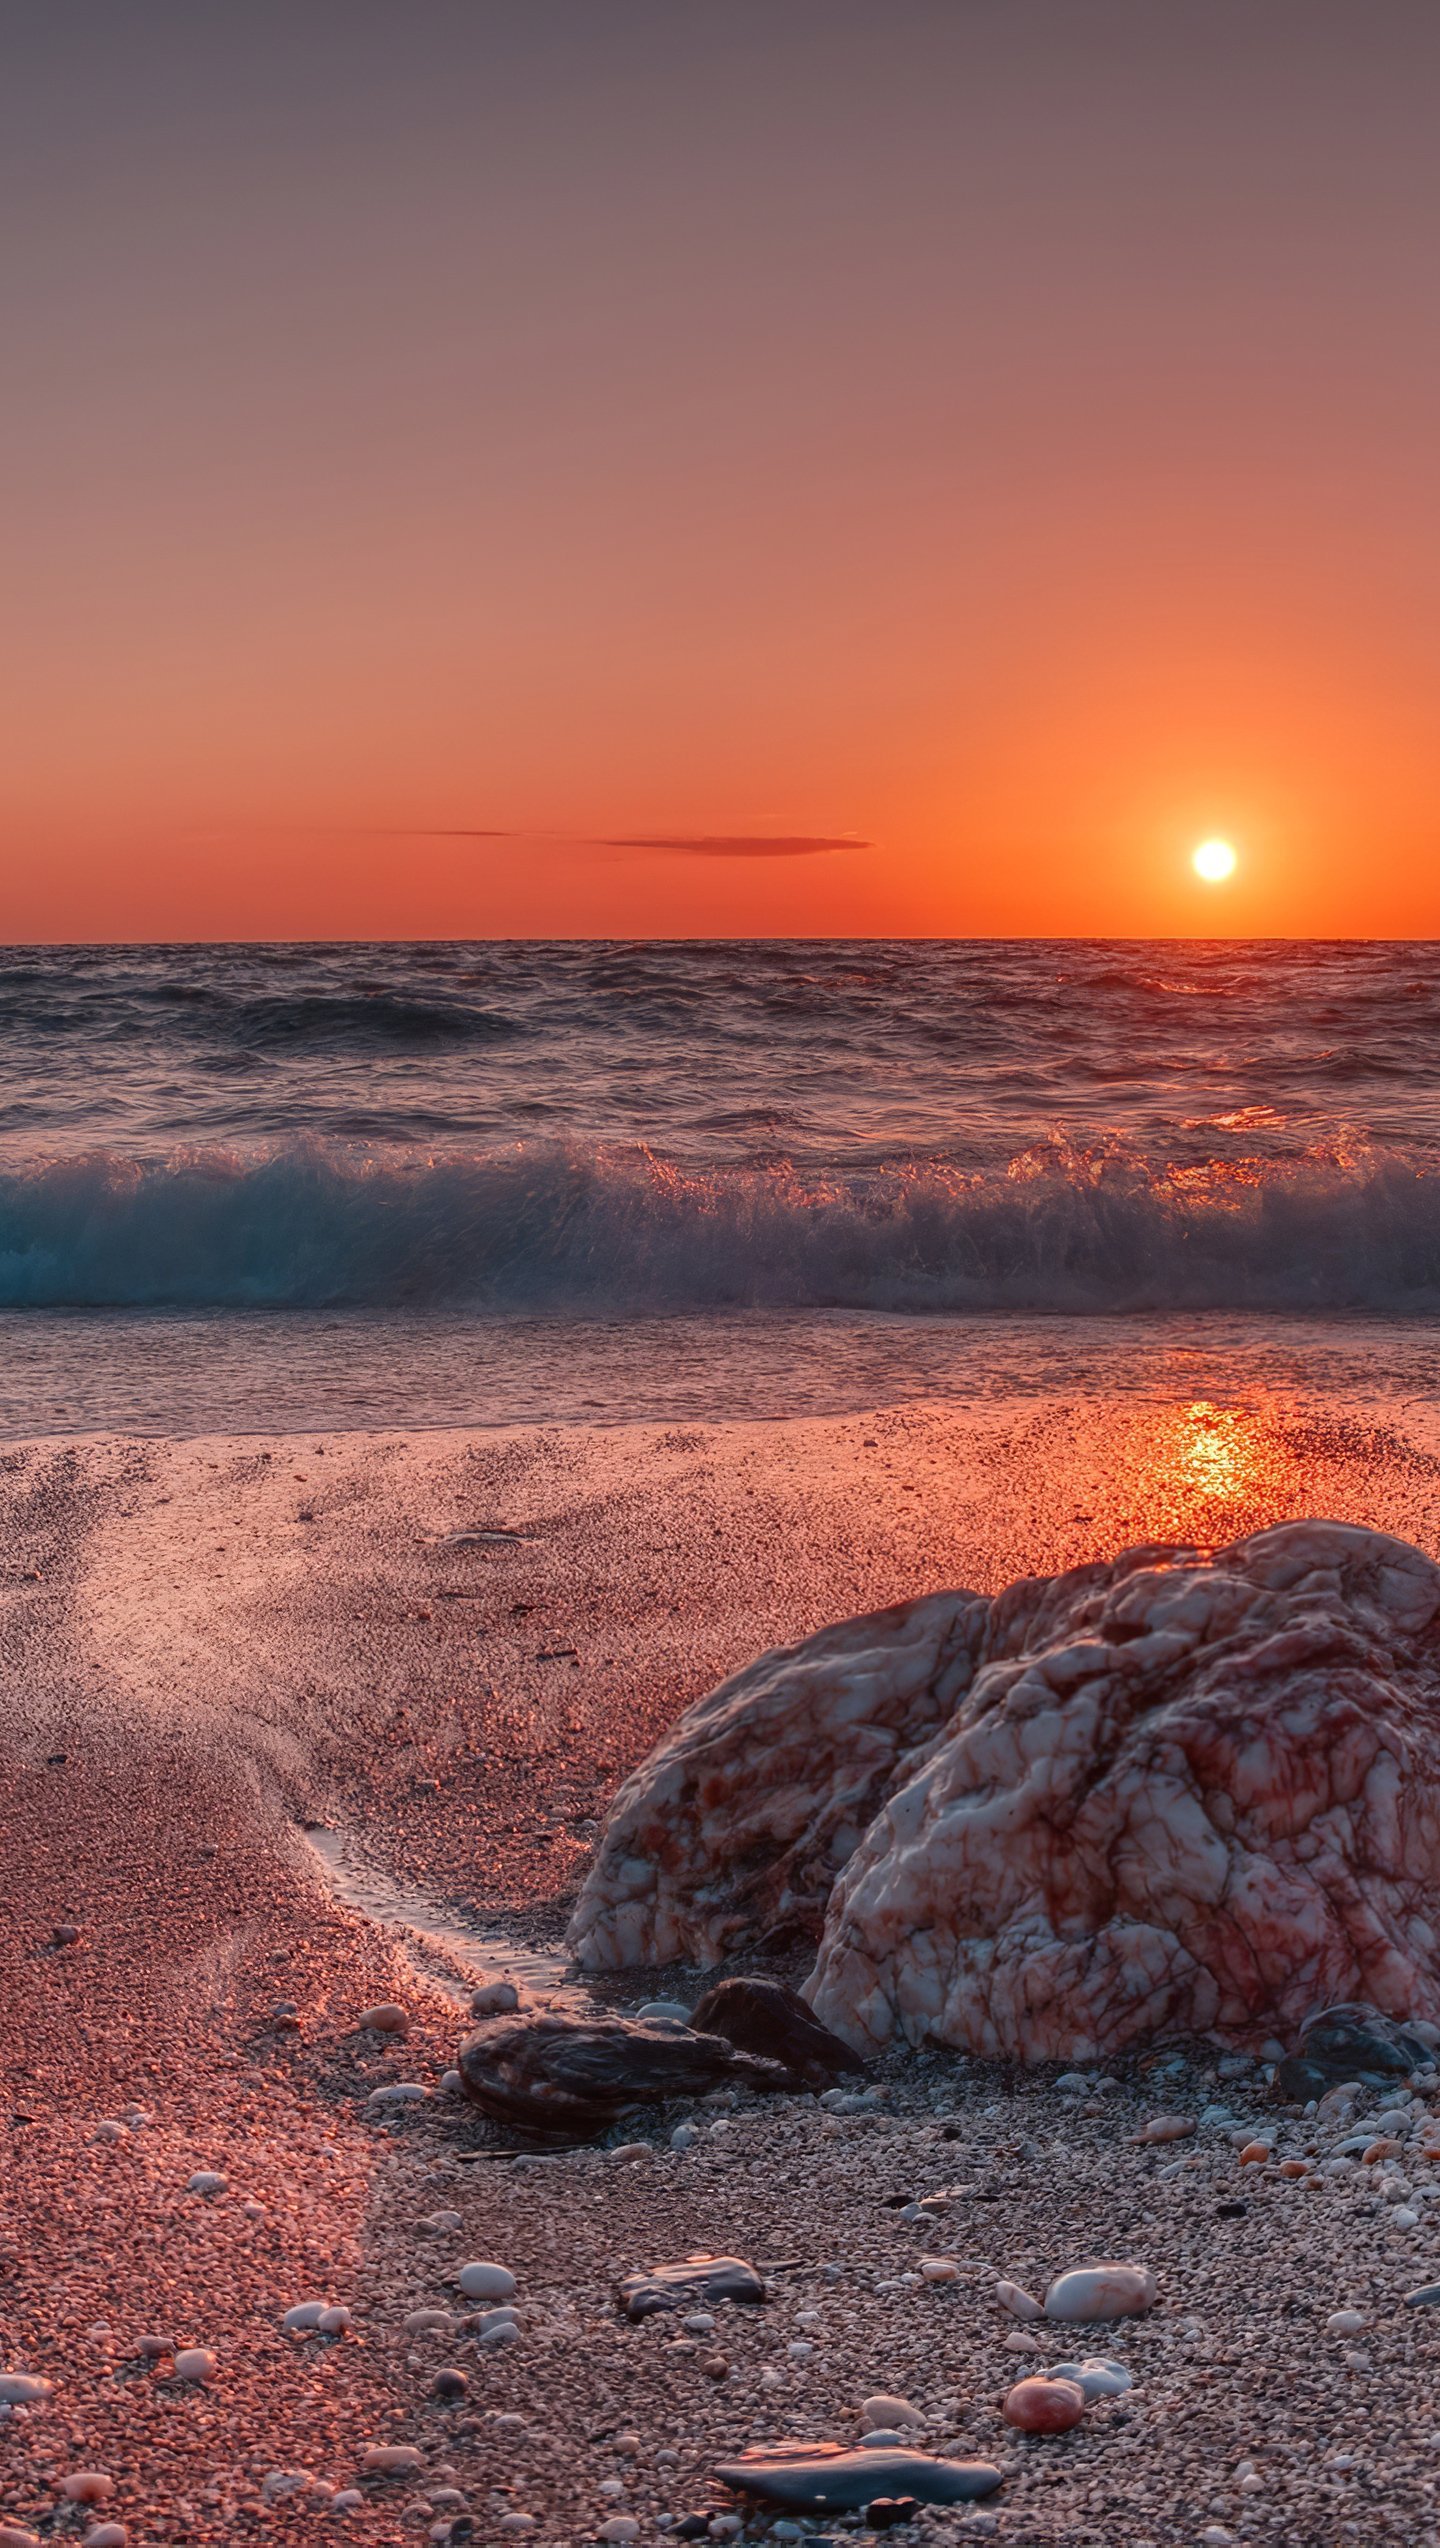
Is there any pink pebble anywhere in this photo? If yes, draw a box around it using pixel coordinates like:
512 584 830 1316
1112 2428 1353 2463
61 2477 115 2506
1003 2376 1086 2433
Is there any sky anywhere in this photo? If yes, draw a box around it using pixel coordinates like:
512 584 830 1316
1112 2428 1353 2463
4 0 1440 941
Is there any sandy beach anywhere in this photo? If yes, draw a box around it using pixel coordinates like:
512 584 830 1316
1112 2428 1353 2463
3 1390 1440 2545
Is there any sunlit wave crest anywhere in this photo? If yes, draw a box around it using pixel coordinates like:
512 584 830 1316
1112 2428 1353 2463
2 1131 1440 1311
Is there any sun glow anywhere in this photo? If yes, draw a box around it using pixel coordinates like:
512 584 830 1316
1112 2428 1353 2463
1192 837 1238 883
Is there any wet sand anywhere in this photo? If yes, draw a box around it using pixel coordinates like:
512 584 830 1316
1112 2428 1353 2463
4 1390 1440 2543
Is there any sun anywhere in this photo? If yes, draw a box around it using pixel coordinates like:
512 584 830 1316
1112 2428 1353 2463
1192 837 1238 884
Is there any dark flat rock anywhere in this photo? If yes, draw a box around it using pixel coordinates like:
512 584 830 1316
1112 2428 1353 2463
715 2444 1003 2511
619 2253 765 2318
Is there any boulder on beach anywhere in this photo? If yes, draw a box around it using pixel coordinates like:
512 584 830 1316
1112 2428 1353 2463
570 1522 1440 2063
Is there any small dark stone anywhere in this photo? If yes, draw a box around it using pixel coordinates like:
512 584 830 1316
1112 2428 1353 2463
619 2255 765 2319
690 1976 867 2086
1215 2200 1248 2218
46 1752 66 1766
50 1923 81 1947
866 2503 920 2532
1274 2057 1331 2103
672 2518 714 2539
431 2367 469 2400
1404 2283 1440 2308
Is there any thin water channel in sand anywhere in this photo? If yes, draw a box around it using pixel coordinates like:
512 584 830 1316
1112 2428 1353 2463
299 1822 590 2009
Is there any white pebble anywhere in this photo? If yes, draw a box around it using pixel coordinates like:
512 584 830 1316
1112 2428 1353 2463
81 2527 126 2548
367 2083 429 2106
172 2348 215 2383
318 2308 352 2336
439 2070 463 2095
360 2446 423 2476
1326 2310 1368 2337
403 2308 456 2335
1048 2355 1133 2400
995 2278 1044 2321
457 2261 516 2302
282 2301 328 2333
0 2375 51 2405
470 1981 520 2017
418 2211 464 2235
920 2257 959 2283
329 2492 364 2515
1044 2262 1156 2322
598 2523 639 2544
637 2000 691 2024
670 2124 698 2151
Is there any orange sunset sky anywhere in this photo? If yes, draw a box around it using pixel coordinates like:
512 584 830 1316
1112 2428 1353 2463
5 1 1440 943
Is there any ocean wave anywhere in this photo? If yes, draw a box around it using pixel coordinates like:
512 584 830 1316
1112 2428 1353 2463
4 1135 1440 1312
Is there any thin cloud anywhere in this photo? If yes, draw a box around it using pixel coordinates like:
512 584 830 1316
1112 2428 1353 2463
601 833 865 859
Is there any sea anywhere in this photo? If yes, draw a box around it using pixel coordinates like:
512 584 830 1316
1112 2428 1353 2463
3 937 1440 1437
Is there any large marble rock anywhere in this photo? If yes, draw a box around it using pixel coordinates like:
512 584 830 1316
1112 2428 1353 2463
569 1523 1440 2063
568 1590 990 1969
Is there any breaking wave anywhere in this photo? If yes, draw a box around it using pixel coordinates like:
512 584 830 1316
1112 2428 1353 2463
3 1136 1440 1313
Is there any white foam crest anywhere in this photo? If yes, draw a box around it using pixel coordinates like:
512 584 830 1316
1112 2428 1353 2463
2 1133 1440 1312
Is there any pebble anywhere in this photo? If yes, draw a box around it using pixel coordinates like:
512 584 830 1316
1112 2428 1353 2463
261 2475 312 2505
0 2376 52 2405
51 1922 81 1946
1405 2283 1440 2308
919 2258 958 2282
404 2309 457 2336
1003 2375 1086 2432
329 2492 365 2514
1140 2114 1196 2143
598 2523 640 2543
620 2257 763 2318
438 2071 463 2095
860 2395 925 2431
476 2309 520 2345
186 2169 228 2195
368 2083 429 2106
172 2348 215 2383
418 2212 464 2235
282 2301 329 2333
470 1981 520 2017
670 2124 698 2152
1044 2262 1156 2322
1047 2356 1133 2400
61 2476 115 2506
80 2528 126 2548
0 2530 40 2548
457 2261 517 2302
361 2446 424 2476
358 2004 410 2035
637 2000 692 2024
994 2279 1044 2322
1326 2310 1368 2337
431 2368 469 2400
1003 2331 1042 2356
319 2307 352 2336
